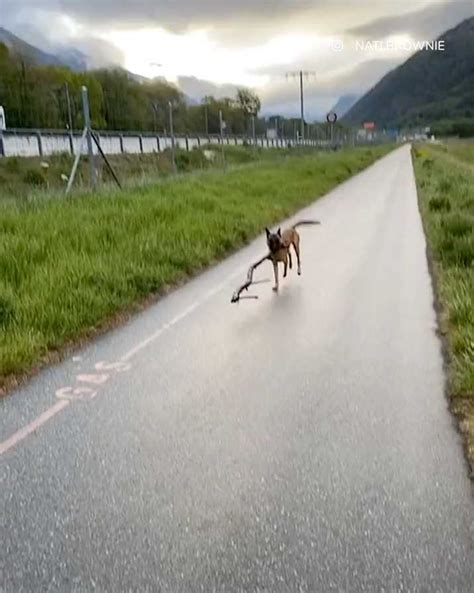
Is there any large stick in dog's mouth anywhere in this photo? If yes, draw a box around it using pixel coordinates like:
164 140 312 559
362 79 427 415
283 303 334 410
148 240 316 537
230 253 270 303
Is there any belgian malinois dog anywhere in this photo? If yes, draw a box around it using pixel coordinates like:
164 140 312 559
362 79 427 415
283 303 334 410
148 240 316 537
265 220 320 291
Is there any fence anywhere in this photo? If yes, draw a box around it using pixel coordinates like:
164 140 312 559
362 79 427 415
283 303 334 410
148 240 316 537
0 128 389 159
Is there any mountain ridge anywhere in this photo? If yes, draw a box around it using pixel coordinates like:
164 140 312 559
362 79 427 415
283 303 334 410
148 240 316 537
343 17 474 132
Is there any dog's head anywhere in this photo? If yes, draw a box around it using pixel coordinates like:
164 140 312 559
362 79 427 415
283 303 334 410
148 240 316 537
265 227 282 253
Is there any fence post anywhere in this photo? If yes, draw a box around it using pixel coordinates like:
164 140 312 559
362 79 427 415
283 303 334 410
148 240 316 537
36 131 43 157
219 109 226 170
81 86 96 189
0 131 4 157
138 135 144 153
169 101 177 174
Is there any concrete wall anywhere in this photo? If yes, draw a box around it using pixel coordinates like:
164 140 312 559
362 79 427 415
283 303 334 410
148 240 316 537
0 128 378 158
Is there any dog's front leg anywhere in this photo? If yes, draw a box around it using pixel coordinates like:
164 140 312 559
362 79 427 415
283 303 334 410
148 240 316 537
283 254 288 278
272 262 279 292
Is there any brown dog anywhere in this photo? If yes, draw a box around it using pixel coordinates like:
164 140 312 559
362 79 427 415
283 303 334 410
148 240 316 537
265 220 320 291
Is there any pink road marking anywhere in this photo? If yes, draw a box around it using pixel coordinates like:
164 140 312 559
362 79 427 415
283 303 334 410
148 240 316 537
77 373 110 385
0 399 70 457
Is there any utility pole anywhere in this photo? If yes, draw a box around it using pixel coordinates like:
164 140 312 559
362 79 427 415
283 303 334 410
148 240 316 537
286 70 316 143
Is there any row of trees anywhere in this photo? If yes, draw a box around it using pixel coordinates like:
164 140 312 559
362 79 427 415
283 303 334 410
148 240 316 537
0 42 342 139
0 42 274 135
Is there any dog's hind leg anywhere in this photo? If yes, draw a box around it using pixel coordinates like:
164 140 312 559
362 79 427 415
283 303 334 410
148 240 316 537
272 261 279 291
288 251 293 270
283 253 288 278
293 234 301 275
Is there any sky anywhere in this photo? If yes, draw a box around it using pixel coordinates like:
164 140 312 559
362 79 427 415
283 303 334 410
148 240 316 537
1 0 473 119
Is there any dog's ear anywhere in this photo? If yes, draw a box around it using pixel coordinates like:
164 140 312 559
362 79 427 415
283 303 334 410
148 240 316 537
265 227 271 237
277 227 281 236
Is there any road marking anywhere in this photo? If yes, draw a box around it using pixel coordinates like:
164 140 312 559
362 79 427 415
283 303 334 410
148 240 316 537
120 271 243 362
0 267 246 457
56 386 99 401
0 400 70 456
77 373 110 385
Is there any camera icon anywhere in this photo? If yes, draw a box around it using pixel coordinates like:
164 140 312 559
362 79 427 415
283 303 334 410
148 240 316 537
330 38 344 52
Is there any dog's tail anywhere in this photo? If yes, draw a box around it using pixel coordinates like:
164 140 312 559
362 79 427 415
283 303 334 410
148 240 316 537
292 219 321 228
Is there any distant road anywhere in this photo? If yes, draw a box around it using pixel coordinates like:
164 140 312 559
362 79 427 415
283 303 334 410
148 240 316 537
1 145 473 592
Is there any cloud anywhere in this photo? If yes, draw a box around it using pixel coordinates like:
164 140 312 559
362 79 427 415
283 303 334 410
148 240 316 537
177 76 241 102
346 0 473 40
1 0 471 120
259 57 400 119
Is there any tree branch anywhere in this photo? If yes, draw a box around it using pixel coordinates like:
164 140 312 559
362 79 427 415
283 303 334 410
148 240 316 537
230 253 270 303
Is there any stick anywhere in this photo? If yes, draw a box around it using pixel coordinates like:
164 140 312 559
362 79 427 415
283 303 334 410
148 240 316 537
231 253 270 303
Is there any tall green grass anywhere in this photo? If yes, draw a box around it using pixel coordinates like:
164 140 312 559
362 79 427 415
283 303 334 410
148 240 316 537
0 145 323 206
413 142 474 471
0 145 392 388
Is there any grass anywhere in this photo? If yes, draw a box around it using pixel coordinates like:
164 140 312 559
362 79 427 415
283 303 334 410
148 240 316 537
412 140 474 474
425 138 474 167
0 144 393 391
0 144 318 206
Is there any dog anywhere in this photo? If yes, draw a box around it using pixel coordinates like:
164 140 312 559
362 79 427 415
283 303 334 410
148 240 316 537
265 220 320 291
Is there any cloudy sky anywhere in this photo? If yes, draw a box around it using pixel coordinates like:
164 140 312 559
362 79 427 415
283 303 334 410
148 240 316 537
1 0 472 118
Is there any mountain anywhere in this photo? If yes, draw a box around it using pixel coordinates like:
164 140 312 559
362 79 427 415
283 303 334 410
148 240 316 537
329 94 359 117
54 47 88 71
343 17 474 131
0 27 63 67
0 27 88 71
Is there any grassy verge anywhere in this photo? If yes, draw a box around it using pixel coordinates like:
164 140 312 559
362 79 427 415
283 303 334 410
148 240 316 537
412 142 474 475
0 144 393 391
0 144 317 206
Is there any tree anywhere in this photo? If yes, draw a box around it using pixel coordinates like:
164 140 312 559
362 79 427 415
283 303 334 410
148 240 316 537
236 88 261 116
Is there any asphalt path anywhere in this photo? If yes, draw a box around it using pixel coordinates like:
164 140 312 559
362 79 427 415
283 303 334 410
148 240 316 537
1 145 473 592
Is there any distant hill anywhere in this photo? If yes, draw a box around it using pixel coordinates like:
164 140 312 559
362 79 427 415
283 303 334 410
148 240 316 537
0 27 87 71
330 94 359 118
0 27 63 67
343 17 474 134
